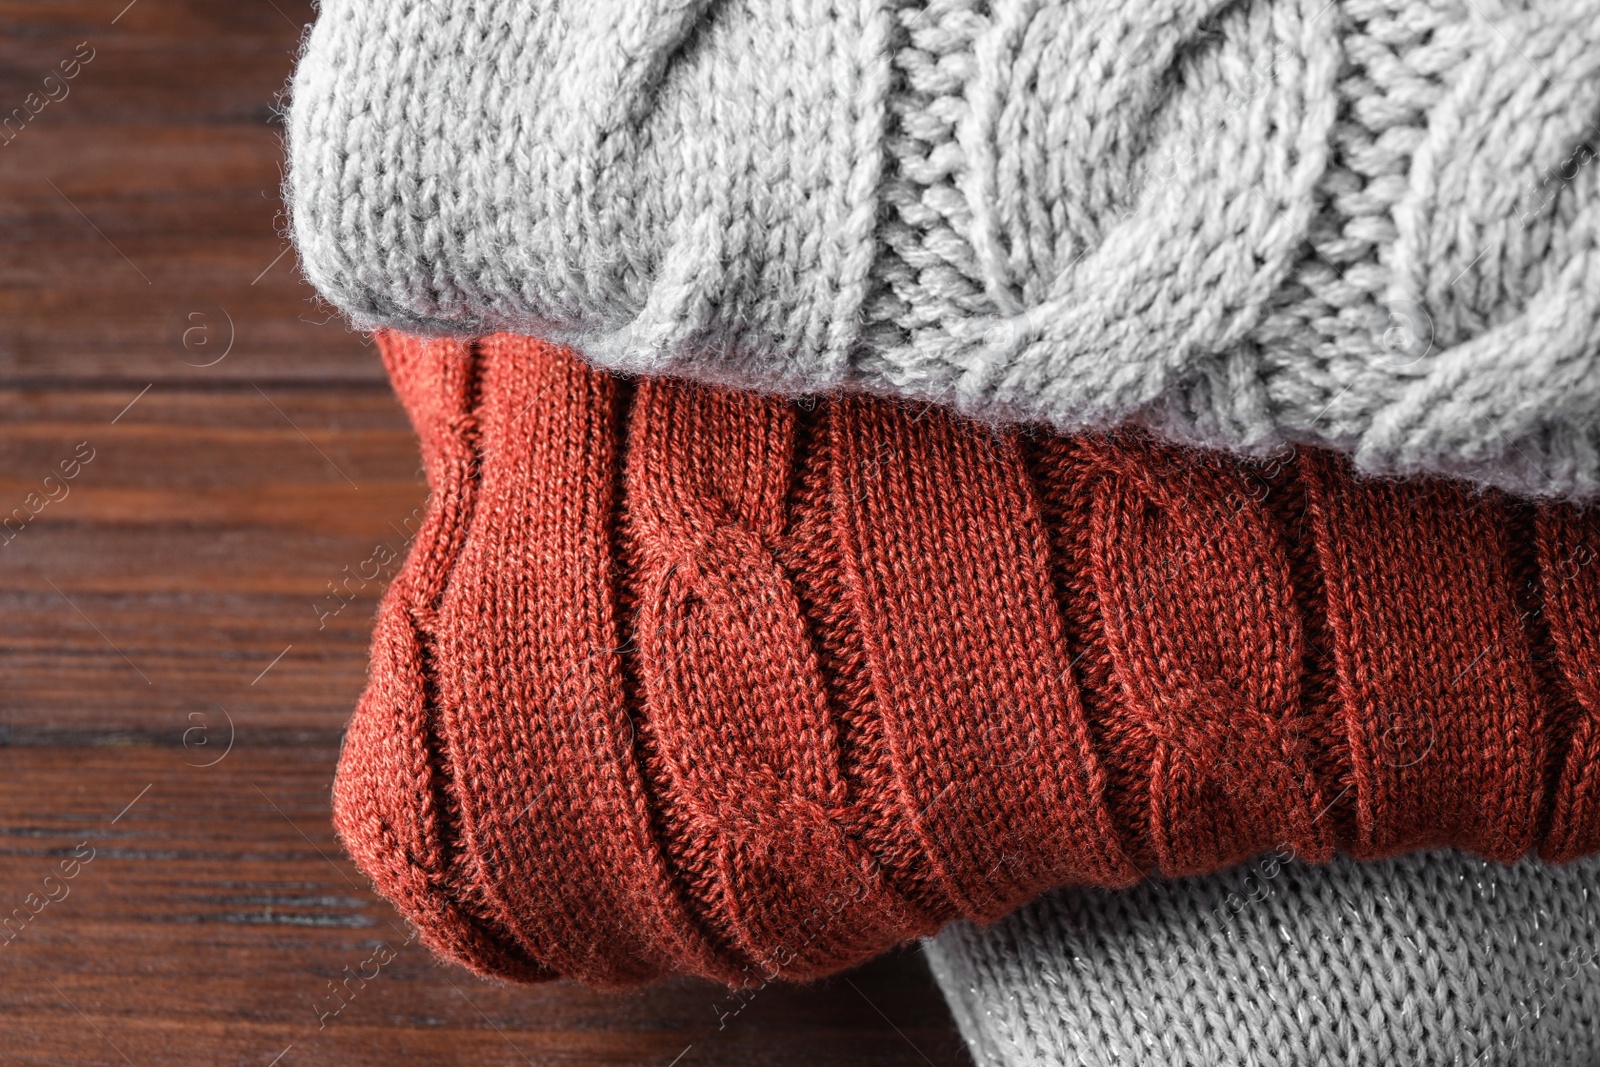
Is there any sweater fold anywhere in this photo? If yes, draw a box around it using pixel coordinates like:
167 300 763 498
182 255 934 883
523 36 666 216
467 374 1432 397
289 0 1600 497
334 330 1600 987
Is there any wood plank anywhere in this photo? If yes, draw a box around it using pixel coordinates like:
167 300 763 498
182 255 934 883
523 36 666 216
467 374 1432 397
0 385 422 742
0 0 376 386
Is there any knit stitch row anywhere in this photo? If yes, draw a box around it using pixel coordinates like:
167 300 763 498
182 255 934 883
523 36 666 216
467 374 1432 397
288 0 1600 497
335 331 1600 987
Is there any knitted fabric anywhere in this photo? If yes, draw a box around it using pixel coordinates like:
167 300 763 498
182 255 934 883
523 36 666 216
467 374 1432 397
336 330 1600 988
288 0 1600 499
926 850 1600 1067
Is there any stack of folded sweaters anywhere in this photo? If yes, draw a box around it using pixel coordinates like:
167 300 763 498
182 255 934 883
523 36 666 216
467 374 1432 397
286 1 1600 1063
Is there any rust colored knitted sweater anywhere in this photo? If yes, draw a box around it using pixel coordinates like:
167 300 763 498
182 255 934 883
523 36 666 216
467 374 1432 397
335 331 1600 989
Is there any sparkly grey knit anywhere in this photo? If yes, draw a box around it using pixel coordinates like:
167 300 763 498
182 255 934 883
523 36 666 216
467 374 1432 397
926 851 1600 1067
287 0 1600 498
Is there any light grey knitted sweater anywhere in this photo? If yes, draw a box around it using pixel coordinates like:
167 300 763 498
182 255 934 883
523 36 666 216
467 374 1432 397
288 0 1600 498
926 851 1600 1067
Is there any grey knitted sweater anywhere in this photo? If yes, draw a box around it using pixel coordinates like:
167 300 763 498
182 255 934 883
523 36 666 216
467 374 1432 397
927 851 1600 1067
288 0 1600 498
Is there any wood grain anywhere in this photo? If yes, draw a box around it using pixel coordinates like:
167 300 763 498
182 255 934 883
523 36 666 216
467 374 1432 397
0 3 974 1064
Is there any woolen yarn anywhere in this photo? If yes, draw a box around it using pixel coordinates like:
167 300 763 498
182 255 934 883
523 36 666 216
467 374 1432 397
288 0 1600 497
334 330 1600 988
927 850 1600 1067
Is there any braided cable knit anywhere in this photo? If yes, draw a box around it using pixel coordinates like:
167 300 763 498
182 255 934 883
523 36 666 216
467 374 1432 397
289 0 1600 497
624 385 922 974
335 331 1600 987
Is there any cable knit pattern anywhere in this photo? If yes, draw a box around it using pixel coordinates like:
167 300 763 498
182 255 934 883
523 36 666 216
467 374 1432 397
333 331 1600 987
288 0 1600 498
926 850 1600 1067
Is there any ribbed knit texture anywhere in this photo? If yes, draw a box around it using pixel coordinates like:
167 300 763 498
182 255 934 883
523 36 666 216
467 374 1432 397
926 850 1600 1067
336 330 1600 988
288 0 1600 498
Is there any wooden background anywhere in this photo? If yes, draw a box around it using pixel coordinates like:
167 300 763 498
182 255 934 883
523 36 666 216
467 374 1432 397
0 3 975 1064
